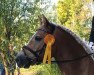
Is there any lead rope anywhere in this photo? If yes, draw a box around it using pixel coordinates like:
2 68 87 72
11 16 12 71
43 34 55 64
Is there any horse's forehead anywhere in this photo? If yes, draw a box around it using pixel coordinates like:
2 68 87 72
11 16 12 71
33 27 47 37
36 26 47 34
38 25 46 30
35 30 45 35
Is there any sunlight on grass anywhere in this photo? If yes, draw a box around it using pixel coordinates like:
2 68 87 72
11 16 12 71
15 64 61 75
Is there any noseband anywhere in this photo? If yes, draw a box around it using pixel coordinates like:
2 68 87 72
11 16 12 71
22 45 45 63
22 46 40 58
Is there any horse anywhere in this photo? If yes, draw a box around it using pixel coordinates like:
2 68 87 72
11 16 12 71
16 15 94 75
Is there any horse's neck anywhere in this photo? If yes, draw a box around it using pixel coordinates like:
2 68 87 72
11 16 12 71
53 44 87 75
52 27 94 75
53 38 94 75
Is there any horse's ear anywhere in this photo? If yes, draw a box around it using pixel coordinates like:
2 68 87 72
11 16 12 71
42 15 55 33
38 14 54 33
42 15 55 34
38 15 42 25
38 14 49 26
42 14 49 26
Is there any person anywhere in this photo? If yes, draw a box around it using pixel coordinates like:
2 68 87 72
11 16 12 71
0 62 5 75
89 16 94 43
88 16 94 60
89 17 94 51
1 68 5 75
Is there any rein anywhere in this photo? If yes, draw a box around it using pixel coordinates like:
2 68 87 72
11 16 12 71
51 53 94 63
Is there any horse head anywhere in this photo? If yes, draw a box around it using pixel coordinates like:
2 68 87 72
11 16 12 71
16 15 56 68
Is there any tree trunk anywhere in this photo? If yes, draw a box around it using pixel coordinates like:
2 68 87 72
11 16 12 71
17 67 20 75
0 53 10 75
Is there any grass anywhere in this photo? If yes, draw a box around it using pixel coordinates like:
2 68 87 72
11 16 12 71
15 64 61 75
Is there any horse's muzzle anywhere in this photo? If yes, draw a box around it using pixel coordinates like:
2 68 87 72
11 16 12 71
15 51 32 68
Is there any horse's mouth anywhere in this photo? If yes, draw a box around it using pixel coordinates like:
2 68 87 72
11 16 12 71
23 62 31 68
16 57 38 68
16 61 31 68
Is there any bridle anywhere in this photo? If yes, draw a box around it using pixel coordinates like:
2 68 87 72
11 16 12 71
22 44 46 64
22 27 94 64
22 28 54 64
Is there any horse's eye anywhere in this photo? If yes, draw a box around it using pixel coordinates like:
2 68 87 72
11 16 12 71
35 36 42 41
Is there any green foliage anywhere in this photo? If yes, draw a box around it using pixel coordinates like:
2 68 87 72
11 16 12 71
0 0 61 74
0 0 42 74
19 64 61 75
57 0 92 40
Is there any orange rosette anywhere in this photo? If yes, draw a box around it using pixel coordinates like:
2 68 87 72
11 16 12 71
43 34 55 64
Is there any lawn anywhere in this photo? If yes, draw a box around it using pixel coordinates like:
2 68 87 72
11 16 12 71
15 64 61 75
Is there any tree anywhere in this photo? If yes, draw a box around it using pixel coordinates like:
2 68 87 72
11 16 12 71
57 0 92 40
0 0 60 74
0 0 42 75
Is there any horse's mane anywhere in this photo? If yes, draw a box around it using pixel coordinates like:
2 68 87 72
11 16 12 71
51 23 91 55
